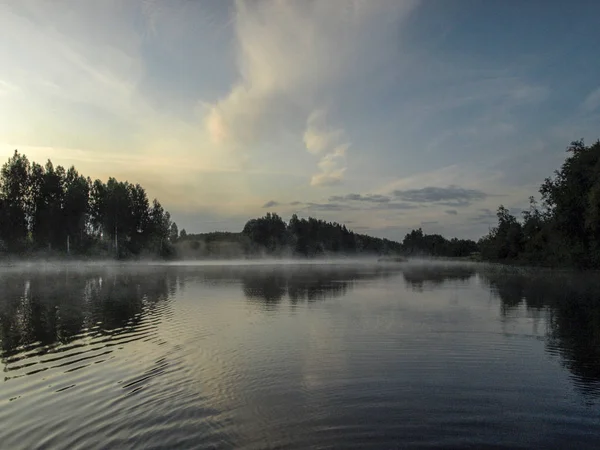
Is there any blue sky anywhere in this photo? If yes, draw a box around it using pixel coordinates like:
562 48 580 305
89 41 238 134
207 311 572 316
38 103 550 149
0 0 599 240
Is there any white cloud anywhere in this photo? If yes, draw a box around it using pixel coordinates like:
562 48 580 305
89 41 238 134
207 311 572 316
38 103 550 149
202 0 418 176
310 143 348 187
303 109 344 155
303 109 350 186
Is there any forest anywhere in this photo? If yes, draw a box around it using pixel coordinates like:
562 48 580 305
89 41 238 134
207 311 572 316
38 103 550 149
0 150 177 258
177 214 477 259
177 214 404 258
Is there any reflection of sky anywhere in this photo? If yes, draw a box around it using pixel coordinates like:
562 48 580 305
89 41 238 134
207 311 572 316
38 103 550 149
169 266 596 446
1 265 599 446
2 2 600 239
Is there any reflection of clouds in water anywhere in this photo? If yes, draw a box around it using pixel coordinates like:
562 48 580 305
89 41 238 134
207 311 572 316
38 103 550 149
2 263 600 446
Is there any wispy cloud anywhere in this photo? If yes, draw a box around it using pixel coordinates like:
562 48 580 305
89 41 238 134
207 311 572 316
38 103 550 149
310 142 348 187
265 196 417 213
262 200 279 208
469 208 496 224
304 109 345 155
582 87 600 112
202 0 417 183
304 109 350 186
329 193 391 203
392 185 487 206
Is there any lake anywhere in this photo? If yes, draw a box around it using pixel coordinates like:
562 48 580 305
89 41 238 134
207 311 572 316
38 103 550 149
1 261 599 449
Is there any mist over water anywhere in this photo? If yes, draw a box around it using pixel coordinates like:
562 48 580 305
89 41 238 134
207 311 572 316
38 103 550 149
1 261 599 448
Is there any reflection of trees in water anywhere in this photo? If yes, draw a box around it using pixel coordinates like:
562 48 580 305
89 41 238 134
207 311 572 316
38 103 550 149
480 269 600 402
401 265 476 291
0 267 180 359
237 266 401 306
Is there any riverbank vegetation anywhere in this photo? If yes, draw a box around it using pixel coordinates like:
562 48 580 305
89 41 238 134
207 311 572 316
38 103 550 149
176 213 403 258
479 140 600 268
0 151 177 259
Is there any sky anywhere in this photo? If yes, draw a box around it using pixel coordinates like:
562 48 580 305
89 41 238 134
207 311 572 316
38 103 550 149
0 0 599 241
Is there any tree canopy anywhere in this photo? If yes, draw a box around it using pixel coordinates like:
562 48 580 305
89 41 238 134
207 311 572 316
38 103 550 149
0 150 176 258
480 139 600 268
239 213 403 257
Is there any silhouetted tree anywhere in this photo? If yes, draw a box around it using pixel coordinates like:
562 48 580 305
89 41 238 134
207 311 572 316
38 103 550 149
169 222 179 243
402 227 478 257
0 151 177 259
480 139 600 267
0 150 30 250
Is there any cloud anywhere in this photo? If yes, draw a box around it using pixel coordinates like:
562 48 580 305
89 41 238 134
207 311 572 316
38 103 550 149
392 185 487 206
202 1 417 182
445 209 458 215
469 208 497 224
304 109 345 155
304 109 350 186
271 196 417 213
310 142 348 186
329 193 391 203
377 202 418 210
421 221 439 226
305 202 347 211
262 200 279 208
582 87 600 112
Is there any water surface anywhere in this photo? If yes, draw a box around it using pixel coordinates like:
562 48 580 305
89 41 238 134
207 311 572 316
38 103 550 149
1 261 599 448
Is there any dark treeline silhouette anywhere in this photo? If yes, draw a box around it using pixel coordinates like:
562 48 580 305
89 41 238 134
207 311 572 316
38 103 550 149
177 213 404 258
176 231 248 258
0 151 177 258
480 268 600 401
480 139 600 268
243 213 403 257
401 228 478 258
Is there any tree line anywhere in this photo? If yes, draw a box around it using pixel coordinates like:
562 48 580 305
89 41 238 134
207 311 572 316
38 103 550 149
479 139 600 268
177 213 404 257
6 138 599 266
0 150 178 258
401 228 478 258
242 213 403 256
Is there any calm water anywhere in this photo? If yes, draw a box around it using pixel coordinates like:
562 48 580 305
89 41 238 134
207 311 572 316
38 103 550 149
1 261 599 449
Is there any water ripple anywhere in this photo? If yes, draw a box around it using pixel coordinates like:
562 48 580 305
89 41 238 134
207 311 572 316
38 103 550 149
1 263 600 448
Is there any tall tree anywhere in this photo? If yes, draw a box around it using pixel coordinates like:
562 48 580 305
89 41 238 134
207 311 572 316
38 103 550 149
0 150 31 249
169 222 179 243
63 167 90 250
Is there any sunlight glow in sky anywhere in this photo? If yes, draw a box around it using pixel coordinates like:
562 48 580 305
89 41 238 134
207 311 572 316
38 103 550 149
1 0 599 239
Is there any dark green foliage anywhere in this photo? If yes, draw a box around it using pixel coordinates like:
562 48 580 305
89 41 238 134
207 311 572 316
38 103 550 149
0 151 177 259
242 213 402 257
482 139 600 268
402 228 478 257
0 151 30 250
243 212 288 254
479 206 524 261
176 214 403 258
